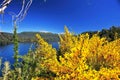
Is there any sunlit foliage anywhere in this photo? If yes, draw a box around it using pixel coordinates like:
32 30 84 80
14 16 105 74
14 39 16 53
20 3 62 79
1 27 120 80
33 26 120 80
34 34 58 78
2 61 10 80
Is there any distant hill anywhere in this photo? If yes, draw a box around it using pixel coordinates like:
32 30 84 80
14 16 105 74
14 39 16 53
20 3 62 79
1 26 120 46
81 26 120 41
0 32 60 46
18 32 60 42
0 32 13 45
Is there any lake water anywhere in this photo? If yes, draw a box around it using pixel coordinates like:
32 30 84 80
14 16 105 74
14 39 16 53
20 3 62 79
0 42 59 64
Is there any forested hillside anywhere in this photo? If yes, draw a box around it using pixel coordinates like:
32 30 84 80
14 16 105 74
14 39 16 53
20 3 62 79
82 26 120 41
18 32 59 42
0 32 13 45
0 32 59 46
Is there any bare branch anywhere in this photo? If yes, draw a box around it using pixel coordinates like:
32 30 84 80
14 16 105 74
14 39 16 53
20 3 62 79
19 0 32 22
0 0 33 25
0 0 12 14
13 0 33 24
0 0 12 24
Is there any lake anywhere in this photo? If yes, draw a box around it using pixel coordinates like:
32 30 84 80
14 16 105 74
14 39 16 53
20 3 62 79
0 42 59 64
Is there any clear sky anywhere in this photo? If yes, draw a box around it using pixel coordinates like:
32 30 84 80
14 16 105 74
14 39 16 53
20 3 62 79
1 0 120 33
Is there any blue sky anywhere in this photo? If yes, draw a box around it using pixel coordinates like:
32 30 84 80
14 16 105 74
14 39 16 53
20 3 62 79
1 0 120 33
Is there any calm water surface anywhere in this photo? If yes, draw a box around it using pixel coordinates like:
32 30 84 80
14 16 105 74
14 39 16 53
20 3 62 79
0 42 59 64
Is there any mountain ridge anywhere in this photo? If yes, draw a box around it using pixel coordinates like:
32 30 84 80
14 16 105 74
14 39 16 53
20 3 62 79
1 26 120 46
0 31 60 46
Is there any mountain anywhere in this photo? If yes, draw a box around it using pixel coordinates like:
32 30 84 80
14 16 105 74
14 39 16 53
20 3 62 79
18 32 59 42
81 26 120 41
1 26 120 46
0 32 13 45
0 32 60 46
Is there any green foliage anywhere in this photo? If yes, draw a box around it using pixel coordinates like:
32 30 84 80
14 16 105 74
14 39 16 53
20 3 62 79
19 49 38 80
13 26 19 68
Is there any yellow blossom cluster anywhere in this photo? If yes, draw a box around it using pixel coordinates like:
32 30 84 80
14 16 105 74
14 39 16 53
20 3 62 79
33 27 120 80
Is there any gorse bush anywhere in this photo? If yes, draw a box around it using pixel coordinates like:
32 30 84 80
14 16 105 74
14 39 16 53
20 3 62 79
33 26 120 80
1 27 120 80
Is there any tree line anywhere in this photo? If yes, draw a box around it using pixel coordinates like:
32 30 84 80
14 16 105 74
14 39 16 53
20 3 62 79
81 26 120 41
1 26 120 46
0 32 60 46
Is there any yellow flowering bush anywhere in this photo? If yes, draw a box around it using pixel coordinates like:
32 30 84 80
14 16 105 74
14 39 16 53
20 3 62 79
33 27 120 80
